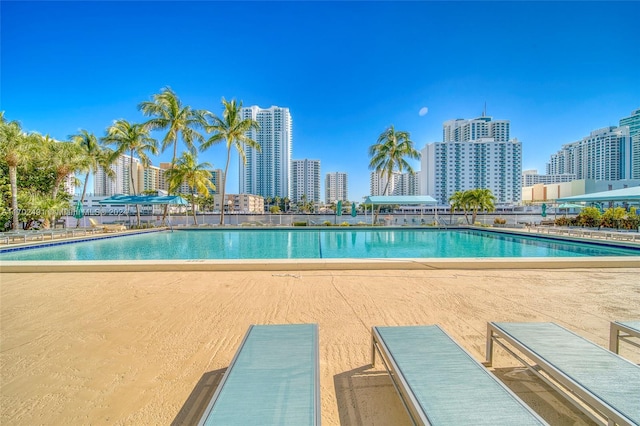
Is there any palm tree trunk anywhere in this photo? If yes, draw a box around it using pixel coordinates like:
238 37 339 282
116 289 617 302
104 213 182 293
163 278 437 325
9 166 19 230
191 185 197 225
220 147 231 225
373 178 392 225
130 151 141 226
78 171 90 227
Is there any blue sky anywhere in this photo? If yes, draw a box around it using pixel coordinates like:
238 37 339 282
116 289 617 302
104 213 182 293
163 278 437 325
2 1 639 201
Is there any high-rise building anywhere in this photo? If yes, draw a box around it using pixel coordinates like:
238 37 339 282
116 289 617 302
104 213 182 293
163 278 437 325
370 171 419 197
619 108 640 179
422 115 522 205
443 115 510 143
546 126 631 181
240 105 292 199
94 154 142 196
291 159 321 203
325 172 348 203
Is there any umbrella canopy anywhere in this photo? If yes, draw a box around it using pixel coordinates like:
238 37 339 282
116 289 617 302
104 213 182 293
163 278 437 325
557 203 584 209
351 202 357 217
73 200 84 219
336 200 342 216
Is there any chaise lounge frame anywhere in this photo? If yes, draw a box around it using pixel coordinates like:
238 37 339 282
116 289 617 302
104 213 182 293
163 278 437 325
486 322 640 426
372 325 548 425
609 320 640 354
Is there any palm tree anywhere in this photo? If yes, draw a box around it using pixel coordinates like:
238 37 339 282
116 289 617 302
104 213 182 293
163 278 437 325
70 130 116 227
70 130 115 205
139 87 206 223
39 136 86 226
139 87 206 162
448 190 469 225
102 120 158 226
467 188 496 224
163 152 215 225
368 125 421 223
201 98 260 225
0 114 36 230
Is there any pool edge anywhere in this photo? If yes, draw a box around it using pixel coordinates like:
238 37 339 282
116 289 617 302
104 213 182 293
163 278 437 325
2 256 640 272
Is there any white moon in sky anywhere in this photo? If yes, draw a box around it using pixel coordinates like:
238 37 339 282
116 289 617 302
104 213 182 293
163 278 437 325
419 107 429 116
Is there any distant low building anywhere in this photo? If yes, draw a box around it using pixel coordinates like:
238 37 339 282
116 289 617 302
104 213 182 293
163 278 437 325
522 179 640 203
211 194 264 214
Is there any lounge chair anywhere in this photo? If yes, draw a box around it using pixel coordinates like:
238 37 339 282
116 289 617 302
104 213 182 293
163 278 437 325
609 320 640 354
371 325 548 425
486 322 640 426
88 218 125 232
198 324 320 426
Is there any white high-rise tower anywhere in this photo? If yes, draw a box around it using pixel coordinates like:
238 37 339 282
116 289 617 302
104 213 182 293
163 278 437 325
240 105 292 199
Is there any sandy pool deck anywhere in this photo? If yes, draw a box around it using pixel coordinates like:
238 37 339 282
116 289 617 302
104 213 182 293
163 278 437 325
1 268 639 425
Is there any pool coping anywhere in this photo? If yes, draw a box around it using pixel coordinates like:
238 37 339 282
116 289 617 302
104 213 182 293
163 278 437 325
2 257 640 272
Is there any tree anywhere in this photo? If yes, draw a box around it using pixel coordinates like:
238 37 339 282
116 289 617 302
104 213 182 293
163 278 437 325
139 87 207 223
201 98 260 225
368 125 420 224
39 136 85 201
102 120 158 226
448 190 469 225
163 152 215 225
467 188 496 224
0 114 34 230
70 130 115 206
139 87 206 163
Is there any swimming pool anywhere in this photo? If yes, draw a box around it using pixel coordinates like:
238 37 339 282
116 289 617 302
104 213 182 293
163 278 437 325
1 228 638 261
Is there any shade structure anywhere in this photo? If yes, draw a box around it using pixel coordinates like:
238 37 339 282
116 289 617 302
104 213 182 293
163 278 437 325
336 200 342 216
351 202 357 217
364 195 437 205
98 195 189 205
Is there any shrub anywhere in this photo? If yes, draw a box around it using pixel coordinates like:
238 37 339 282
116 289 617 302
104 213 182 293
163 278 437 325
493 217 507 225
293 221 307 226
577 207 601 227
340 221 350 226
323 221 332 226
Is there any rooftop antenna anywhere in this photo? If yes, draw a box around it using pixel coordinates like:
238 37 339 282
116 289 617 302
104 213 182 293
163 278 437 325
482 102 487 117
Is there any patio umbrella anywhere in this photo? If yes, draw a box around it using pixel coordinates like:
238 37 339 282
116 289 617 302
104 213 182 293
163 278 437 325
336 200 342 216
557 203 584 209
74 200 84 227
351 202 357 217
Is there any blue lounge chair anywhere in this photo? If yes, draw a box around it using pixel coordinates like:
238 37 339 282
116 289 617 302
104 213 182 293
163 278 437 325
372 325 548 425
486 322 640 426
610 320 640 354
198 324 320 426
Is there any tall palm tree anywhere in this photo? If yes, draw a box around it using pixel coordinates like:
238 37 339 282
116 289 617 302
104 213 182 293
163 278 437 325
70 130 115 205
102 119 158 225
163 152 215 225
201 98 260 225
138 87 206 162
139 87 206 223
368 125 421 223
70 130 116 227
0 114 36 230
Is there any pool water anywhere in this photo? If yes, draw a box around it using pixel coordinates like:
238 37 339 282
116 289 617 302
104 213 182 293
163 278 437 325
1 229 638 261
